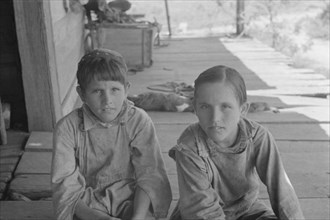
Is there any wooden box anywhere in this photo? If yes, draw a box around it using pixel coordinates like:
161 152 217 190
91 23 154 68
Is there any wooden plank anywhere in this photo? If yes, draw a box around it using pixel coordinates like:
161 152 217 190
0 156 19 165
0 201 55 220
3 199 327 220
300 198 330 220
15 152 52 176
155 123 329 143
0 144 23 158
276 141 329 153
154 53 242 62
9 175 51 200
5 131 30 145
220 38 330 97
0 164 17 173
13 0 62 131
127 62 273 94
0 182 6 193
263 123 329 141
162 140 329 154
156 124 186 153
158 127 330 154
149 112 197 125
154 37 225 54
25 131 53 152
169 198 330 220
262 198 330 220
258 153 329 199
149 110 327 126
0 172 12 183
0 199 326 220
96 25 153 67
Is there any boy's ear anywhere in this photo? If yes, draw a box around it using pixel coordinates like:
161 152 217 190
192 98 197 114
76 86 86 102
125 82 131 94
240 102 250 116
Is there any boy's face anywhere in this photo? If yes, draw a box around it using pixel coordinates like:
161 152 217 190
194 82 248 148
77 78 128 123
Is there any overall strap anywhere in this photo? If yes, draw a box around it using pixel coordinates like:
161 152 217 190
121 101 134 144
77 107 86 175
193 126 210 158
192 126 213 182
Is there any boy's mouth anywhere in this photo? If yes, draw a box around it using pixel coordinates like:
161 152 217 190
209 125 225 131
102 107 116 113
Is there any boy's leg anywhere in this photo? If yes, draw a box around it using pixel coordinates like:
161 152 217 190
238 200 277 220
168 204 181 220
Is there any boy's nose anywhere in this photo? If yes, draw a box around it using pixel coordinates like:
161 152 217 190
103 92 113 104
211 107 222 123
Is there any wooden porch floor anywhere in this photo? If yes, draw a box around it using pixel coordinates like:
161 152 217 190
0 36 329 219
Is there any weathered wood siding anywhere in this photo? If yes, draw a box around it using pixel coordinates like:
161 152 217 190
50 1 85 116
13 0 62 131
13 0 85 131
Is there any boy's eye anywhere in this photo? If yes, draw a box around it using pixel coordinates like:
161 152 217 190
200 104 209 109
112 87 120 92
93 89 102 94
223 104 231 109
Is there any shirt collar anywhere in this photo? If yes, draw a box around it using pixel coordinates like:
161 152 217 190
202 117 255 154
81 100 130 131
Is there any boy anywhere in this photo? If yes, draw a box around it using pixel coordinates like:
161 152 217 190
51 49 172 220
169 65 304 220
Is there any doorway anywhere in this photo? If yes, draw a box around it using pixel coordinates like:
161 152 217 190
0 0 28 131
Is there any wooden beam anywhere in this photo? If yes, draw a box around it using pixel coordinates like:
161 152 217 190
164 0 172 36
236 0 245 35
13 0 62 131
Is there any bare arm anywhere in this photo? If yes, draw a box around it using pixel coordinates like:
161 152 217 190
131 186 152 220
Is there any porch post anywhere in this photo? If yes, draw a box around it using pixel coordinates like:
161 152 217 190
236 0 245 35
13 0 62 131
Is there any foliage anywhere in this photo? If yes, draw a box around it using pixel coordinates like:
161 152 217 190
241 0 330 56
129 0 328 46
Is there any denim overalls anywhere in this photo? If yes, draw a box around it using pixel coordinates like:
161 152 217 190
52 102 172 220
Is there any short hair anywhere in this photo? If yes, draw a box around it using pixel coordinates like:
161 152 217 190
194 65 247 105
77 48 128 91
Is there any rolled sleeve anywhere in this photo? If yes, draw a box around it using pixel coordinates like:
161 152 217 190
51 119 85 220
129 113 172 218
173 145 225 220
254 127 304 220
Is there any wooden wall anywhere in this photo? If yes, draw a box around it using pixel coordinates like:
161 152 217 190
13 0 85 131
